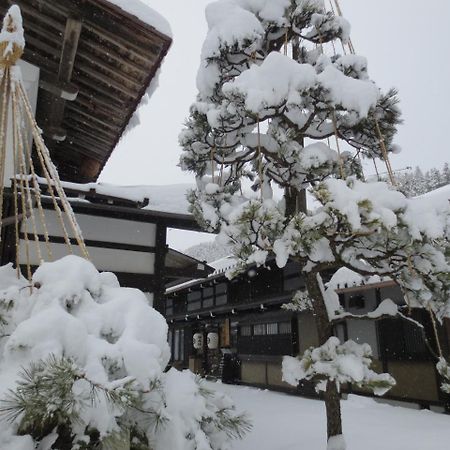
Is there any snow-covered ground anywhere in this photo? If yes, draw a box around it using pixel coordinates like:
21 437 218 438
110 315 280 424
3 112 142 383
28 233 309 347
207 381 450 450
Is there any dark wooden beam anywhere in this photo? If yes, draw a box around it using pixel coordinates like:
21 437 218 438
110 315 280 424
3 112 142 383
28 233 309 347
76 63 140 98
66 104 122 132
39 72 79 101
64 123 114 147
45 16 82 141
63 116 117 143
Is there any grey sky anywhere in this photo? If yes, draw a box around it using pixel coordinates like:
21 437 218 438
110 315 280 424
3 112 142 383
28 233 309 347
99 0 450 250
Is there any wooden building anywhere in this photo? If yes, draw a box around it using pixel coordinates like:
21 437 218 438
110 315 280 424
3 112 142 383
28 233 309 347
0 1 212 306
164 257 450 412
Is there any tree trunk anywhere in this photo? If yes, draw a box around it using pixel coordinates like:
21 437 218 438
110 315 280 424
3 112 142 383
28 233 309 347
305 271 343 443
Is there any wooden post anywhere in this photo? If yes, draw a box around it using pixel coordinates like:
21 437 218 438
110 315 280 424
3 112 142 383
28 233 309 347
153 223 168 312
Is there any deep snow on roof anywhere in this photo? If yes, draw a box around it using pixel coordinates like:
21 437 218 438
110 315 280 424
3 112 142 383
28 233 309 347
106 0 172 37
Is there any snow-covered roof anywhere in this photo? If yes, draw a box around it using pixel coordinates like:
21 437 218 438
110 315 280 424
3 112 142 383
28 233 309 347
36 177 193 215
166 255 238 295
209 255 239 275
326 267 394 292
105 0 172 37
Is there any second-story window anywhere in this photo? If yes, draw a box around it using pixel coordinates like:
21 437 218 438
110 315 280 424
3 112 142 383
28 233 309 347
215 283 228 306
187 291 201 311
203 286 214 308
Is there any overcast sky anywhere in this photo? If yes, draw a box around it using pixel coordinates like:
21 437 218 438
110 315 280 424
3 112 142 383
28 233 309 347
99 0 450 250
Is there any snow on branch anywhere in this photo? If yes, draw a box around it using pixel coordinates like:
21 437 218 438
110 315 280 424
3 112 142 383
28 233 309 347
282 337 396 396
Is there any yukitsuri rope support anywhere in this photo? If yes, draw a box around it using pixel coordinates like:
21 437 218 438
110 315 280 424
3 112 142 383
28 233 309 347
0 5 90 282
329 0 397 186
331 1 446 360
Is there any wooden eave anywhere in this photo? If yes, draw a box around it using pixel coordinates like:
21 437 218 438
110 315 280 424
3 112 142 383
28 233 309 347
0 0 171 182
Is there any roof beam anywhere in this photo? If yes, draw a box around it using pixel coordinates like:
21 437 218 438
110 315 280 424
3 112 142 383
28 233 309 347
45 17 83 142
39 72 79 101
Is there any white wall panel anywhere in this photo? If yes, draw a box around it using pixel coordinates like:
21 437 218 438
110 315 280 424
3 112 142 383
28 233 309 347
19 241 155 274
31 209 156 247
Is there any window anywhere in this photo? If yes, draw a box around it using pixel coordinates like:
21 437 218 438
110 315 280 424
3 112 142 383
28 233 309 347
168 329 173 353
215 283 228 306
203 287 214 297
348 294 365 310
166 298 173 316
378 313 430 360
173 329 185 362
174 329 180 360
240 325 252 336
266 323 278 335
187 291 201 311
253 324 266 336
202 286 214 309
179 329 185 362
278 321 292 335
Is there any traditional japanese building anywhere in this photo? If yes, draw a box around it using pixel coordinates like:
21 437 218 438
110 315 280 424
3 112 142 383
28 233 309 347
0 1 211 306
164 256 450 412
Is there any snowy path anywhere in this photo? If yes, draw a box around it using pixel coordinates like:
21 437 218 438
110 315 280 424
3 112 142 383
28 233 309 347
206 382 450 450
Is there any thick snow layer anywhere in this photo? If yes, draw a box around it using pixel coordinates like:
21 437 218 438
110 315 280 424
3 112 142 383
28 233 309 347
37 177 193 215
223 52 316 114
318 65 379 118
105 0 172 37
209 382 450 450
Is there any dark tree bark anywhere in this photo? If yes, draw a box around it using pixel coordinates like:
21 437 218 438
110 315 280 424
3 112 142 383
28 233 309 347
306 271 343 442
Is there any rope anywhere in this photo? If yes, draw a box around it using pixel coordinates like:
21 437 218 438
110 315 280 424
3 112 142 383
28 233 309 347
13 89 53 260
0 68 10 243
210 145 215 184
330 1 396 187
12 86 42 266
428 304 443 358
331 110 344 179
333 0 356 54
257 117 264 199
374 117 396 186
16 83 74 254
284 30 288 56
18 81 90 259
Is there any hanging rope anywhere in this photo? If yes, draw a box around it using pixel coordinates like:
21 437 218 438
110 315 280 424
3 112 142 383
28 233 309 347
374 117 396 186
284 29 288 56
256 117 264 200
328 1 446 359
331 110 344 179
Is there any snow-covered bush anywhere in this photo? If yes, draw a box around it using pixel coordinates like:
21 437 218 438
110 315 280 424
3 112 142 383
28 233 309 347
0 256 250 450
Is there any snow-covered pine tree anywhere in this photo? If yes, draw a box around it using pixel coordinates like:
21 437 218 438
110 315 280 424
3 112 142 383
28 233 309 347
443 162 450 185
394 163 450 197
180 1 450 448
0 256 251 450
